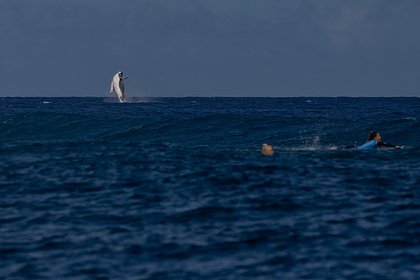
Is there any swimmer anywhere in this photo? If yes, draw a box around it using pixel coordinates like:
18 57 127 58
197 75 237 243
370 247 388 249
357 131 401 150
262 144 274 156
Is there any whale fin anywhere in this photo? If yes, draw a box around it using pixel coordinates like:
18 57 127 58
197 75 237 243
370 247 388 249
110 81 114 95
119 79 125 94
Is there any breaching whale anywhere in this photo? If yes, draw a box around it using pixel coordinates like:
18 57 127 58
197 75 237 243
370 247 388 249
109 71 126 103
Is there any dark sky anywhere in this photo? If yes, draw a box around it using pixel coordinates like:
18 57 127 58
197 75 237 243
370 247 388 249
1 0 419 97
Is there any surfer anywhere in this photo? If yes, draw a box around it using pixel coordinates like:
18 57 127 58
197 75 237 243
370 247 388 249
262 144 274 156
109 71 127 103
357 131 401 150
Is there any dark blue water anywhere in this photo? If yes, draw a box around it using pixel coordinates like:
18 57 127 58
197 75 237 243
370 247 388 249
1 97 419 279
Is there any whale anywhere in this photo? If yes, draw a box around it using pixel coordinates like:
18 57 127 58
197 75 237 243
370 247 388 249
109 71 126 103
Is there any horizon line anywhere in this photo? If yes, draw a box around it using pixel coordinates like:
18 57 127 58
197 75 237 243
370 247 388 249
1 95 419 98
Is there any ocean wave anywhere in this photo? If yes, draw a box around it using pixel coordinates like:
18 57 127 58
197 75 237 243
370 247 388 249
1 97 420 279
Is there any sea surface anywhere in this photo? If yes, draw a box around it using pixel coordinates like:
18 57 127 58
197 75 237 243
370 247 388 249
0 97 419 279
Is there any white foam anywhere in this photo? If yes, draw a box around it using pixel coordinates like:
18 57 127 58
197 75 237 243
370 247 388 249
104 97 162 103
277 146 340 151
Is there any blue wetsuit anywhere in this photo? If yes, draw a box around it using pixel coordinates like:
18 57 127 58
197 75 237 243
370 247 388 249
357 140 377 150
357 140 397 150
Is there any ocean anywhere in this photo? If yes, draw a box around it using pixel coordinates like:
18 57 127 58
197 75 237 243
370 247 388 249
1 97 419 279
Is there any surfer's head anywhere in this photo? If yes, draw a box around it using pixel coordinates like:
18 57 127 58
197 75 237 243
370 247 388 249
368 131 381 142
118 71 123 77
262 144 274 156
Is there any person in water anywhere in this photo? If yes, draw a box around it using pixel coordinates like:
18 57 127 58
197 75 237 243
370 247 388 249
357 131 401 150
262 144 274 156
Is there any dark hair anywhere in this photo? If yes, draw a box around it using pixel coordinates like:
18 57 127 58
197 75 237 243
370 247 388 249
368 131 379 141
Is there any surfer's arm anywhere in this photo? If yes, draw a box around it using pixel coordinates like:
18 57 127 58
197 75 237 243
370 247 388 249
378 142 401 149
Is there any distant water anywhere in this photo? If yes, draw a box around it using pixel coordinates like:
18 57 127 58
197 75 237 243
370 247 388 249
1 97 419 279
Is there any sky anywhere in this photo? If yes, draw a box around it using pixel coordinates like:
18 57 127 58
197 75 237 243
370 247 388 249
0 0 419 97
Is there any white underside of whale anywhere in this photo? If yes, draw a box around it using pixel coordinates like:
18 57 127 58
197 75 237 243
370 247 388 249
110 74 125 103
